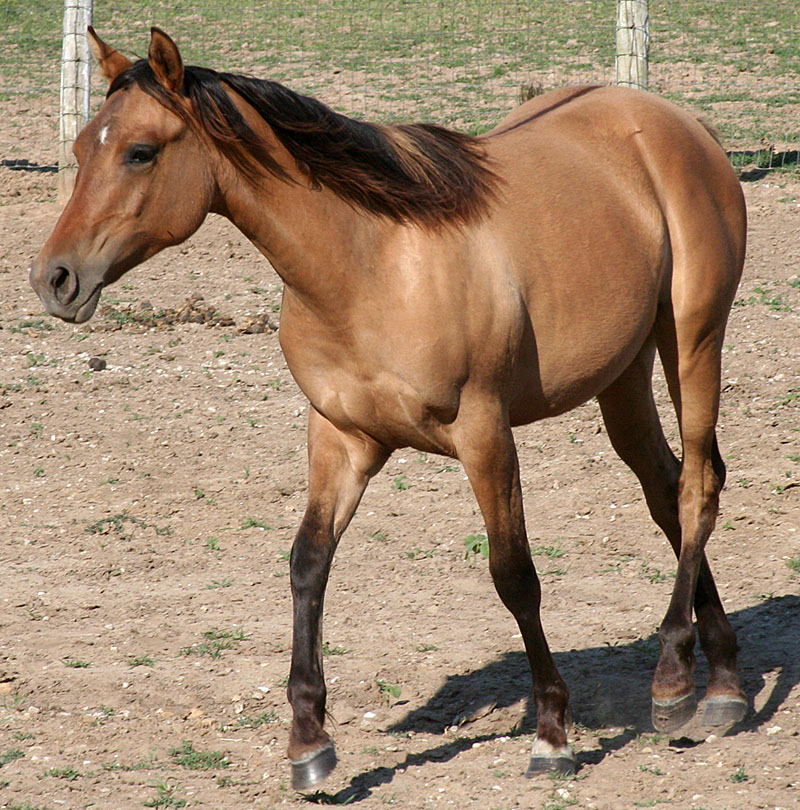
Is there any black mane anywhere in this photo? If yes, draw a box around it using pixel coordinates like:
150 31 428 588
109 60 498 227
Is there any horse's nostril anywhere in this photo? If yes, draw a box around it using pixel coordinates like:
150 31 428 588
54 266 70 289
50 265 79 305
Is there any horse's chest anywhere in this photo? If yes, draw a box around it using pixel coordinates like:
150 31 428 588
282 329 464 454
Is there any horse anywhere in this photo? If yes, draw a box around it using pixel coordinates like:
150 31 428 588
30 27 748 790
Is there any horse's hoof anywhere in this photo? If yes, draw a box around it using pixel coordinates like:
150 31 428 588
652 691 697 734
697 695 748 733
291 743 337 791
524 738 576 778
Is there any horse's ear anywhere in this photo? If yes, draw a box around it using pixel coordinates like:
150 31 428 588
87 26 132 84
148 27 184 93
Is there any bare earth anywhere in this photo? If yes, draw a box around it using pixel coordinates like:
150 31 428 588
0 102 799 810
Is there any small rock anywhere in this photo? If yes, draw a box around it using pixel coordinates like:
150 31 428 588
88 356 106 371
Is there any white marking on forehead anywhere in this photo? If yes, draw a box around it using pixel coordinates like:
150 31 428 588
99 125 110 146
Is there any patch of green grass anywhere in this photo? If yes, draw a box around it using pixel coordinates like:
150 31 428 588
9 318 60 334
0 748 25 767
25 352 54 368
532 543 566 559
43 766 82 781
179 628 250 659
542 795 579 810
170 740 230 771
776 390 800 408
464 532 489 560
180 640 231 659
235 710 279 729
128 655 156 668
64 658 91 668
84 512 172 540
787 555 800 575
640 562 675 584
322 641 348 656
204 627 250 642
736 284 794 312
206 578 234 589
392 475 410 491
2 688 31 712
92 705 116 725
143 782 187 808
730 766 749 783
102 753 159 772
375 679 402 703
401 548 437 560
240 516 274 530
435 464 460 473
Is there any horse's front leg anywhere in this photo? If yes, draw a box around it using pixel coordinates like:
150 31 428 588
457 413 575 777
287 408 388 790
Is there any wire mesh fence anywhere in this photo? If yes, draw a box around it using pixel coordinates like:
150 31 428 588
2 0 799 184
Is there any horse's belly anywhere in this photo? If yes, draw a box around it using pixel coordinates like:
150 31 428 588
507 297 657 425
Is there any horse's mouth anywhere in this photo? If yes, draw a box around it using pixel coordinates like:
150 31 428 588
69 283 104 324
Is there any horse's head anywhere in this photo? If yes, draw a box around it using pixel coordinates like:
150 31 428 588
30 28 216 322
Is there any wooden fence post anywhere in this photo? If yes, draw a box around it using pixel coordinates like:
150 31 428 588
58 0 93 204
615 0 649 90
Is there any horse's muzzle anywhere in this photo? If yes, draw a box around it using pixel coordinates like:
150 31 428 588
29 259 104 324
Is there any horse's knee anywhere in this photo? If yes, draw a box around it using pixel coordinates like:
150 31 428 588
489 552 541 614
678 452 725 534
290 519 334 593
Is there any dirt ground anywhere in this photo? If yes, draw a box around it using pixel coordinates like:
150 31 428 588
1 92 799 810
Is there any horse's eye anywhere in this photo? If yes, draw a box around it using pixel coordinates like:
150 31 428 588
125 144 159 165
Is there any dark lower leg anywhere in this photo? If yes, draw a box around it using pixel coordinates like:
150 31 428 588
695 439 743 699
653 440 723 703
460 426 570 756
285 410 388 787
490 555 570 748
599 384 741 704
655 495 742 700
287 514 335 761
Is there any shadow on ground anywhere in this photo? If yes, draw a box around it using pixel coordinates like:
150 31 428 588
313 595 799 804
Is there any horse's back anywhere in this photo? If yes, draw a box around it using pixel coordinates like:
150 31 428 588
487 84 744 260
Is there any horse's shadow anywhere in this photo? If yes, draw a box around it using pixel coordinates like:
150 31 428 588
320 595 799 804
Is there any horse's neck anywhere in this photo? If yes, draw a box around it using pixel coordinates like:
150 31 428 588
210 137 381 314
207 87 382 309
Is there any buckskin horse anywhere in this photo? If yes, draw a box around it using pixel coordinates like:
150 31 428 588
30 28 748 789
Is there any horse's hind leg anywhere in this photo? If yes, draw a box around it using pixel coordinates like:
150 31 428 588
653 310 747 733
598 339 745 735
456 412 574 776
287 408 388 790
